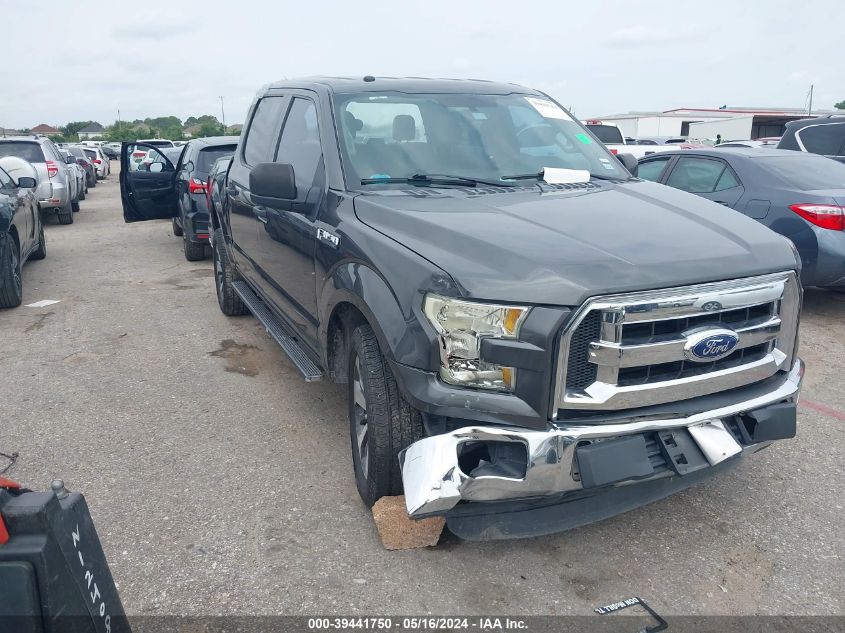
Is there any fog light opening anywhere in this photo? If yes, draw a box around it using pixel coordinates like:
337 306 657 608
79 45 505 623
457 440 528 479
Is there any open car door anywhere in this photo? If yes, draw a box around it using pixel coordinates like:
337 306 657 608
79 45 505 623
120 142 179 223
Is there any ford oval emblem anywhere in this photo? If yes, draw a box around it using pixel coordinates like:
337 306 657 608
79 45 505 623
683 328 740 362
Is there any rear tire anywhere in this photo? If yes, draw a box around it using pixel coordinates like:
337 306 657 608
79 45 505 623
30 223 46 261
348 323 424 507
72 199 80 212
172 217 183 237
212 228 248 316
57 201 74 225
79 185 86 200
0 234 23 308
183 235 207 261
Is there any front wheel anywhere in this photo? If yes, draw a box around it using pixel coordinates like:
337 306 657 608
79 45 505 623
172 217 183 237
348 323 423 507
0 234 23 308
30 223 46 261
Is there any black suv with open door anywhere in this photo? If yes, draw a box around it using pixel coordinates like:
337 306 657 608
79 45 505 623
168 136 239 260
119 77 804 540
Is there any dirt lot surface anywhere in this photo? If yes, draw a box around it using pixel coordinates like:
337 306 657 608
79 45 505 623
2 165 843 617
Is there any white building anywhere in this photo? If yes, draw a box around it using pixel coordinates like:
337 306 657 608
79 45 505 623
588 107 841 141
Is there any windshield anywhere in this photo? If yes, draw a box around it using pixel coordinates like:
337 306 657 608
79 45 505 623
334 92 626 187
758 155 845 190
0 141 45 163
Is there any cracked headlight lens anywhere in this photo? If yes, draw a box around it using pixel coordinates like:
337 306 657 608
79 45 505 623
423 294 529 391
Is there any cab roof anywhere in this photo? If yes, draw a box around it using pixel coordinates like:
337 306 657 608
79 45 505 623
264 76 540 96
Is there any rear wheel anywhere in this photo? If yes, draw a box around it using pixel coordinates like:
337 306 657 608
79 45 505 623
183 235 207 261
0 234 23 308
79 184 86 200
212 228 248 316
71 199 80 212
57 200 74 225
172 217 183 237
348 323 424 507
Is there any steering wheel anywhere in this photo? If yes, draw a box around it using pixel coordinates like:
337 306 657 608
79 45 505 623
516 123 556 144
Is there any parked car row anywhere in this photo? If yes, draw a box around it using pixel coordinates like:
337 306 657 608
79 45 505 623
117 76 809 539
0 135 111 308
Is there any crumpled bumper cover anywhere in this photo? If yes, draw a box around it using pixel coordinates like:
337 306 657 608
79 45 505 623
399 359 803 519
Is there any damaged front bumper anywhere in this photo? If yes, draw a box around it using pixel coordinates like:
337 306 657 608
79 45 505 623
399 359 803 521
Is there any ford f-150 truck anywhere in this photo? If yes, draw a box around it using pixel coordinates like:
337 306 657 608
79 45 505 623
120 77 803 540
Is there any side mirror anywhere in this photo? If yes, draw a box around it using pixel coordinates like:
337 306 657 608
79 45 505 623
65 155 76 165
250 162 297 204
149 162 164 173
616 152 638 173
17 176 37 189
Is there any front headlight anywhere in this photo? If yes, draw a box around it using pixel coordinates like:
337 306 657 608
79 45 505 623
423 294 529 391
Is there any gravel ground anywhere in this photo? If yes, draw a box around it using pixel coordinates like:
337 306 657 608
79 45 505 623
1 165 842 617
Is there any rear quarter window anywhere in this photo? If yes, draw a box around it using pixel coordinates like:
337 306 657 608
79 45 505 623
797 123 845 156
759 155 845 190
0 141 46 163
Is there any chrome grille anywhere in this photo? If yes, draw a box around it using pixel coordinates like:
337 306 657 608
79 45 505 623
554 272 800 413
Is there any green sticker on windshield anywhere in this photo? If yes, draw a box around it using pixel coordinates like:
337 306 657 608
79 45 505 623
576 133 593 145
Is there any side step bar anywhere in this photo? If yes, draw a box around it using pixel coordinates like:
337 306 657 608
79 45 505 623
232 280 323 381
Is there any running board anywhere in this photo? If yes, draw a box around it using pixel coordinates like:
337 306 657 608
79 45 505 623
232 280 323 381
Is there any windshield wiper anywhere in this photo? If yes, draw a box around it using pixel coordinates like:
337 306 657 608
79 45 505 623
501 170 628 183
360 173 516 187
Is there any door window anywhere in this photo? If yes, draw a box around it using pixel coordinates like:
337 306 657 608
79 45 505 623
637 157 671 182
275 98 322 191
243 96 286 166
666 157 736 193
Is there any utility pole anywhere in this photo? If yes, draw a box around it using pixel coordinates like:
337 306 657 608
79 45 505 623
808 85 814 116
219 96 226 130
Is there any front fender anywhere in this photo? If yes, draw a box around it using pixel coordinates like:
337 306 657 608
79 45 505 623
318 262 438 370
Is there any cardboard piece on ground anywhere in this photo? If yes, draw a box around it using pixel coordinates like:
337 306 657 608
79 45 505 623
372 495 445 550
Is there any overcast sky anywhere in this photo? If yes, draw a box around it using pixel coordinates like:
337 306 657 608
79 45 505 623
1 1 842 129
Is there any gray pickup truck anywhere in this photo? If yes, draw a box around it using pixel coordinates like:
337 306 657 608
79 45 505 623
121 77 803 540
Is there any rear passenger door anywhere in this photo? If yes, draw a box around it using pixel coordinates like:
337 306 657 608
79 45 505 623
663 156 745 208
635 155 673 183
254 95 324 347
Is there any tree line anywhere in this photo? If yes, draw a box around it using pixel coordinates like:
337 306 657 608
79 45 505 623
46 115 238 143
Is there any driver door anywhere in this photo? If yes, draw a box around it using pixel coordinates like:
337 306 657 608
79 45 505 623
119 143 179 223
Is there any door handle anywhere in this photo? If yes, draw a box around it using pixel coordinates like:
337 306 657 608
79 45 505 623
715 201 731 206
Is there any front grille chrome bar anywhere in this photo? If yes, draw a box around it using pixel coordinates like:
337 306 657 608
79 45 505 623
553 272 800 414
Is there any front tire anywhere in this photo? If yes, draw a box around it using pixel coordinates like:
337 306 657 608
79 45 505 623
0 234 23 308
30 223 46 261
212 228 248 316
172 217 183 237
348 323 423 507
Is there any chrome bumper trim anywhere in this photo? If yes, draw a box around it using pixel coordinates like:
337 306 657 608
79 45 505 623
400 359 802 518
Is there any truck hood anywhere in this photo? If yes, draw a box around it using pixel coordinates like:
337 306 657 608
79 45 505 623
353 180 799 306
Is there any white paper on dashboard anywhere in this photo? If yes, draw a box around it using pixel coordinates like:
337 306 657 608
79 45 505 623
524 97 572 120
542 167 590 184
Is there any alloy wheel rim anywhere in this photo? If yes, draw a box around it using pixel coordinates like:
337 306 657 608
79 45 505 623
11 246 20 292
352 355 369 479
